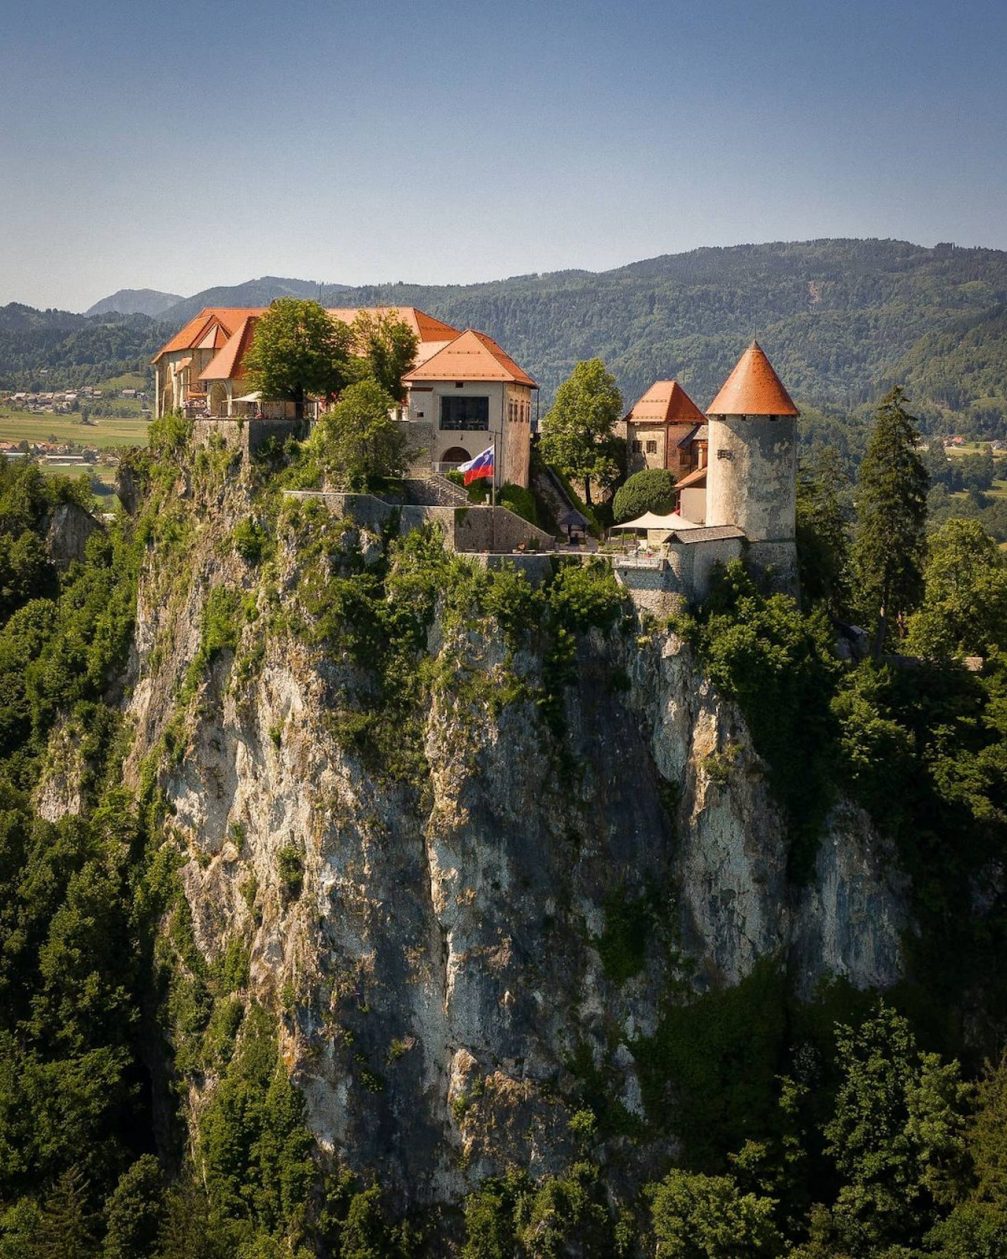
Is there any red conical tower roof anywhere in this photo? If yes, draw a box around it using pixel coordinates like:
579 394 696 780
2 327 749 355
708 341 799 416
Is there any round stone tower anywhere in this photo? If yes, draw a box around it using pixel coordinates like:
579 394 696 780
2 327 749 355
705 341 800 589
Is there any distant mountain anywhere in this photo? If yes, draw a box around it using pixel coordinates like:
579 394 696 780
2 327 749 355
158 276 350 325
85 289 184 318
0 304 171 390
7 241 1007 433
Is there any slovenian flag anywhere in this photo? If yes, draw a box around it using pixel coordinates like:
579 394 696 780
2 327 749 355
458 445 494 485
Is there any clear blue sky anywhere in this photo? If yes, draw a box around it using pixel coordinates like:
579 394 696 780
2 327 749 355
2 0 1005 311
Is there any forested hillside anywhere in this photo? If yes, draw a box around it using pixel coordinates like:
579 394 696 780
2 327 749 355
7 239 1007 430
0 305 171 391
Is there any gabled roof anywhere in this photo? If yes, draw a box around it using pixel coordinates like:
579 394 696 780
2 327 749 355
153 307 267 361
196 322 229 351
626 379 705 425
200 316 259 382
708 341 799 417
402 329 537 388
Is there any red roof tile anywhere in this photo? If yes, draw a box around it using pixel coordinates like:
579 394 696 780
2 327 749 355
626 379 705 425
200 316 259 382
402 329 537 388
708 342 799 416
153 307 267 361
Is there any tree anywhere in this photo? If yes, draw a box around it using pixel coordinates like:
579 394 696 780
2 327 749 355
313 380 408 490
539 358 622 506
823 1005 971 1256
796 446 851 616
243 299 355 419
612 468 676 522
350 311 419 400
906 518 1007 659
647 1169 783 1258
850 388 928 656
102 1155 164 1259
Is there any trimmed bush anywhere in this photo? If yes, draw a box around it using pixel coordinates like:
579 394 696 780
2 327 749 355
612 468 676 523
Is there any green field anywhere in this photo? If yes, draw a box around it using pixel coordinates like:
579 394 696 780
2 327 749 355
0 407 149 450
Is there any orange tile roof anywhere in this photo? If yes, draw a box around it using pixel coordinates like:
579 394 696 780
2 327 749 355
402 329 537 388
707 341 799 416
626 380 705 425
675 465 708 489
326 306 461 344
200 316 259 382
153 307 267 361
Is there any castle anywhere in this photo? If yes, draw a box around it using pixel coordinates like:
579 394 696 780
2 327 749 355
152 308 799 605
615 342 800 607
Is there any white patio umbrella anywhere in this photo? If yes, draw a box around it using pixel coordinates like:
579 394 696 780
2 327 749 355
610 511 697 531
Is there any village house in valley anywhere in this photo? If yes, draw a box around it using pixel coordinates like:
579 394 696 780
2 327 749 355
151 306 537 488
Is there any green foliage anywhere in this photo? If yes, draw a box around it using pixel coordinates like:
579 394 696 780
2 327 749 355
498 482 540 527
197 1005 314 1239
823 1005 971 1255
350 310 420 400
276 846 304 901
633 960 788 1168
148 412 192 456
648 1168 783 1258
233 517 272 566
547 559 627 632
102 1155 165 1259
594 884 657 983
612 467 677 523
796 446 851 616
539 358 622 506
311 379 406 490
691 562 838 876
851 388 929 654
906 517 1007 658
243 298 355 414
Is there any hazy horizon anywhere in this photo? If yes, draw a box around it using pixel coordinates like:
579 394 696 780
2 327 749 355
4 0 1005 312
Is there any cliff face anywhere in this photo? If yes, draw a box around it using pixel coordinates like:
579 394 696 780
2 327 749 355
116 472 907 1208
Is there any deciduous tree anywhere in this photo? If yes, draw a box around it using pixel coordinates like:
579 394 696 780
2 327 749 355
350 311 419 401
907 518 1007 658
244 299 355 419
539 358 622 506
313 380 407 490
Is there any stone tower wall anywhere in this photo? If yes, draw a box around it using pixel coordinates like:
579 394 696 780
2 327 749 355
705 414 797 543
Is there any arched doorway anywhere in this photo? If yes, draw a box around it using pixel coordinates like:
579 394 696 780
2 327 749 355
440 445 471 468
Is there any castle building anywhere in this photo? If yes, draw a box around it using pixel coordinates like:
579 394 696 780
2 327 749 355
151 307 537 488
614 342 800 608
704 341 799 584
623 379 707 480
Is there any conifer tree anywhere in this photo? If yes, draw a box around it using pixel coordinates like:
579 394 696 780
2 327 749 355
850 388 928 656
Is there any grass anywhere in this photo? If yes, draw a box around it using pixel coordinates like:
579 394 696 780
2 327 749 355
0 407 149 449
948 479 1007 503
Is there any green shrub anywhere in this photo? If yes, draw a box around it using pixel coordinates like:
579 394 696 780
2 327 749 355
612 468 676 523
233 518 271 565
276 846 303 901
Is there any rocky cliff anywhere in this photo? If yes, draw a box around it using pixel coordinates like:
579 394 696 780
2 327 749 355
104 452 906 1214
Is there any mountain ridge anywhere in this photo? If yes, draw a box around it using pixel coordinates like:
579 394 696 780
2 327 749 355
5 238 1007 429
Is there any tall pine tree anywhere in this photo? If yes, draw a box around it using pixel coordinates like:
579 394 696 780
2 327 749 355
851 388 928 656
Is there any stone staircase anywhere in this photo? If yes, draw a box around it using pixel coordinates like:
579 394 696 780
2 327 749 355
402 472 471 508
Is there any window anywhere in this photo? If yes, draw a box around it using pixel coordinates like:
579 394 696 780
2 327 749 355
632 440 642 453
646 440 658 454
440 395 489 430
